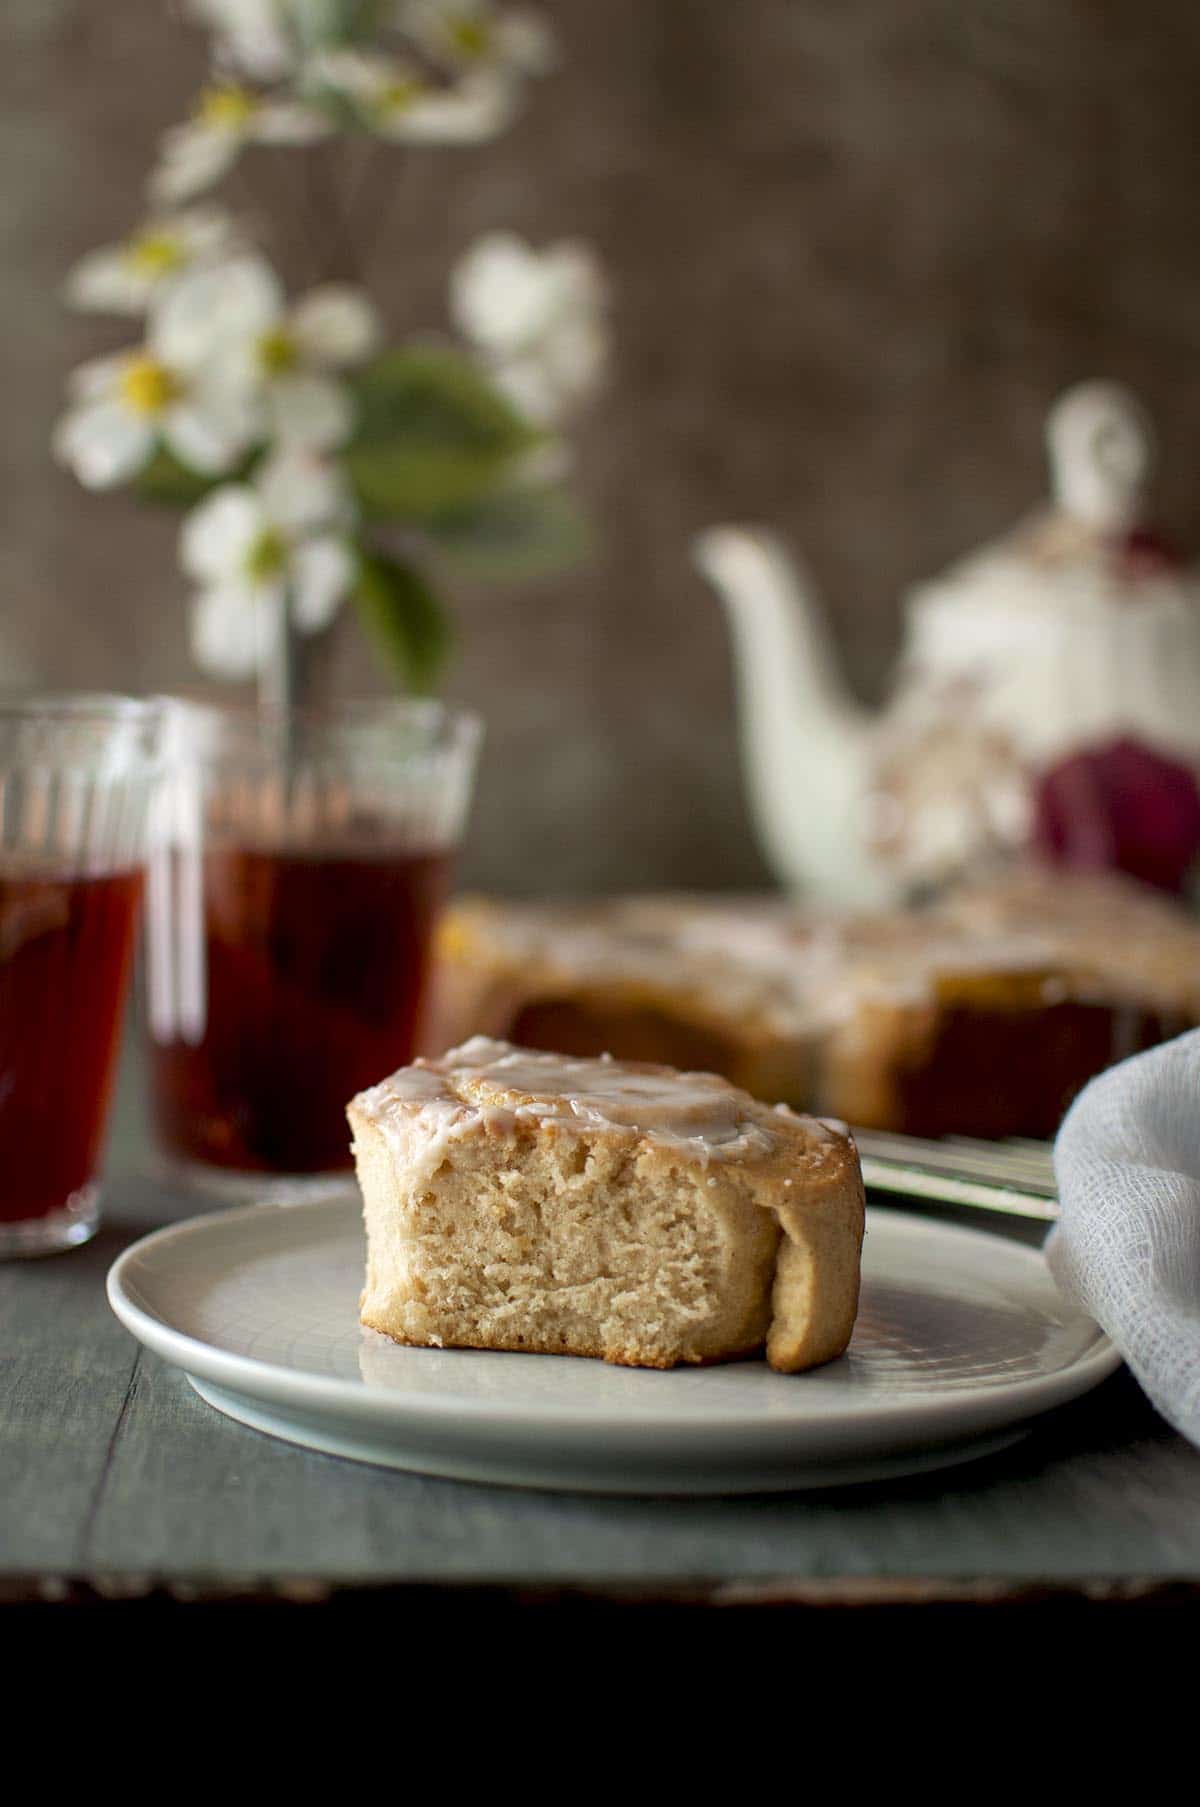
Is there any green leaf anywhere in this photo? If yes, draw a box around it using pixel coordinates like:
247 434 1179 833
134 444 256 509
352 549 452 692
345 346 539 521
427 485 593 581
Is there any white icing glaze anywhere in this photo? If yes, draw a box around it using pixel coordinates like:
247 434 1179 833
453 894 1136 1040
462 899 828 1040
352 1035 786 1175
821 922 1104 1009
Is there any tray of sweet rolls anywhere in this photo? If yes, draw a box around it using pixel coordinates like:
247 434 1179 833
423 865 1200 1213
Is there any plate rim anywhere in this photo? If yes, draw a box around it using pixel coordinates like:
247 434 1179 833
185 1372 1036 1495
105 1197 1121 1443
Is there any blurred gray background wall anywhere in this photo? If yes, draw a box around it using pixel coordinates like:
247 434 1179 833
5 1 1200 891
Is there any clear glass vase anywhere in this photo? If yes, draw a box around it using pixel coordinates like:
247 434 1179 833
144 696 481 1202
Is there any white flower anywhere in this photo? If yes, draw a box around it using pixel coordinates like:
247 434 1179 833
398 1 556 78
148 254 284 367
64 208 239 316
186 0 298 80
150 84 331 205
189 0 352 74
54 299 259 491
156 256 381 450
451 232 607 424
306 48 515 143
182 450 355 679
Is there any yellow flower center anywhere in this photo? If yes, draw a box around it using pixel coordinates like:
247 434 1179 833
258 328 299 376
126 231 186 279
378 77 423 116
119 355 180 418
448 16 490 59
198 84 258 131
245 529 287 584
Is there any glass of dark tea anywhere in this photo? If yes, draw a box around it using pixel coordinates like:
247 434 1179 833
0 695 163 1255
145 698 481 1198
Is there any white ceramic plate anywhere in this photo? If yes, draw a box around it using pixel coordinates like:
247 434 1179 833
107 1201 1119 1495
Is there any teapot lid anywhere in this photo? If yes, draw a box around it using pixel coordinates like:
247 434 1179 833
906 381 1195 641
1045 381 1154 534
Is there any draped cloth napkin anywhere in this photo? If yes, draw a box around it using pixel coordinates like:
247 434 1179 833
1052 1029 1200 1446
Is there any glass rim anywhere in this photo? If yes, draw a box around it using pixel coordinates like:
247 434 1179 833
0 691 165 727
157 692 483 753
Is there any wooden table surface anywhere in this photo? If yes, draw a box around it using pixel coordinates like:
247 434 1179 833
4 1054 1200 1609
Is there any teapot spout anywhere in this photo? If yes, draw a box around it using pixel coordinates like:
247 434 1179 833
695 526 889 905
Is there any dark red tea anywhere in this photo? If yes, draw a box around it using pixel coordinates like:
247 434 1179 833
0 866 142 1223
150 842 452 1173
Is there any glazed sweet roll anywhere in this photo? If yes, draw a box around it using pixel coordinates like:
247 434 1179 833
349 1037 865 1372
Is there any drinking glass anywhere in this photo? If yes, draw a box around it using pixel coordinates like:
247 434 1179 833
144 697 481 1199
0 694 164 1255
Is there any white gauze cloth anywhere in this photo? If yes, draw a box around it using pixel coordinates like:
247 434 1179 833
1051 1029 1200 1445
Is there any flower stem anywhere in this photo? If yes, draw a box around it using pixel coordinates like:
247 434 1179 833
260 587 302 715
300 139 364 285
348 139 401 280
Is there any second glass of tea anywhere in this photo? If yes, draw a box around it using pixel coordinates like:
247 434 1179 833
145 698 481 1198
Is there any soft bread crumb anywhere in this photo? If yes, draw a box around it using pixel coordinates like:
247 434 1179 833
349 1041 864 1373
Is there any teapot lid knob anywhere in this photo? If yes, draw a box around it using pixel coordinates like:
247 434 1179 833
1046 380 1155 533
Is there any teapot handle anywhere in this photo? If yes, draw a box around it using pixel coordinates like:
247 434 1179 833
1046 380 1154 533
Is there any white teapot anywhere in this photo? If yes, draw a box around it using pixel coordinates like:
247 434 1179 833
696 382 1200 905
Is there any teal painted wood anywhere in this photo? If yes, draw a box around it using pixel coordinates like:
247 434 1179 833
4 1057 1200 1590
79 1353 1200 1586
